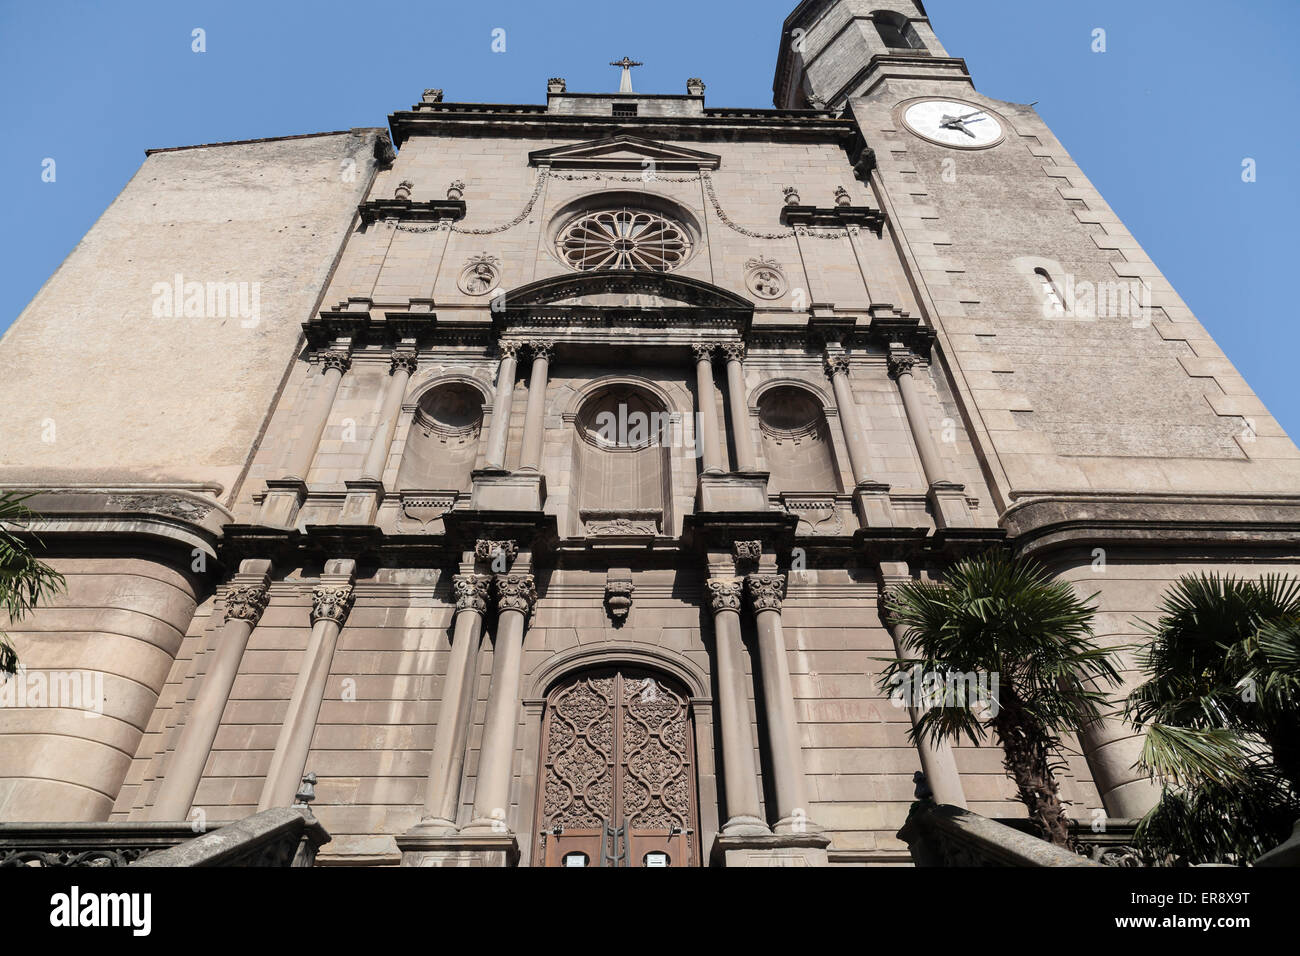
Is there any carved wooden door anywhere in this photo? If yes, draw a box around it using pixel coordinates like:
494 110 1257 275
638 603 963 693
536 669 698 867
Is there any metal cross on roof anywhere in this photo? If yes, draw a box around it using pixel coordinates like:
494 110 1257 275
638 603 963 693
610 56 643 94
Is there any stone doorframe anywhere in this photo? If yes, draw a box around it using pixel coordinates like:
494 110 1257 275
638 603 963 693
516 642 718 867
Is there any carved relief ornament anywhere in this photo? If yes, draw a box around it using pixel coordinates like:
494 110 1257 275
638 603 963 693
310 584 355 625
706 578 743 613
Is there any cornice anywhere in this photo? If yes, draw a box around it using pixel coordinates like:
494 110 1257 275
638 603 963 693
388 106 854 148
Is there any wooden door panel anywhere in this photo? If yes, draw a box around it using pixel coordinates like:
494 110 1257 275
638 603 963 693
535 669 698 866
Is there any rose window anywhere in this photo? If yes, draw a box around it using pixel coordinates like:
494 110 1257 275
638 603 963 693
556 208 692 272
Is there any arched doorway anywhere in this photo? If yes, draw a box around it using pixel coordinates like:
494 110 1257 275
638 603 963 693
534 668 699 867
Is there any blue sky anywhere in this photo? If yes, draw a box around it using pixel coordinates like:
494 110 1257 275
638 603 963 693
2 0 1297 437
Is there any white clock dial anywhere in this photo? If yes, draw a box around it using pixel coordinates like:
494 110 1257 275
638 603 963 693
902 100 1004 149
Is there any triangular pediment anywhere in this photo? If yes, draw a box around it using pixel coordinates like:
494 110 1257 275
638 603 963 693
529 135 721 171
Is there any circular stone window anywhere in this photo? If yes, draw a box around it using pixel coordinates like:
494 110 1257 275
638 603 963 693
556 207 693 273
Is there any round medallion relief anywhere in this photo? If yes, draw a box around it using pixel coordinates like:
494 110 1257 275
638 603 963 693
744 257 787 300
458 254 501 295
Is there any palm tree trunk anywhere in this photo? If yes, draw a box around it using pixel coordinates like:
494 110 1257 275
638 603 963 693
995 700 1072 847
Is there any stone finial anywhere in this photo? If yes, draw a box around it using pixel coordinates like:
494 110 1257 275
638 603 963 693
783 185 801 207
686 77 706 96
319 349 352 374
294 772 318 807
834 185 852 207
604 571 635 625
452 573 491 614
390 350 419 376
447 180 466 201
746 573 787 613
422 89 444 103
547 77 567 94
224 583 270 625
475 539 518 570
310 584 355 625
495 574 537 616
394 180 413 201
706 578 743 614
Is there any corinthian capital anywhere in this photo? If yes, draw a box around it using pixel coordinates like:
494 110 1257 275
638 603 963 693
225 584 270 625
823 353 851 378
310 584 355 625
530 340 555 362
495 574 537 616
886 348 918 379
452 573 491 614
498 340 524 361
320 349 352 374
706 578 743 614
721 342 746 363
692 343 716 363
390 350 419 376
746 573 786 613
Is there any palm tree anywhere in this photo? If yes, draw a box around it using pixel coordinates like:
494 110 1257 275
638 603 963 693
1125 573 1300 863
0 492 66 677
878 550 1122 847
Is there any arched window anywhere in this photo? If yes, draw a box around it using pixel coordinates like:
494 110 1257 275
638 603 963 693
572 386 672 535
873 11 925 51
758 386 842 494
395 382 484 491
1035 268 1066 316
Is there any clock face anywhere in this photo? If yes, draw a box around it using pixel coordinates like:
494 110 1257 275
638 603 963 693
902 99 1004 149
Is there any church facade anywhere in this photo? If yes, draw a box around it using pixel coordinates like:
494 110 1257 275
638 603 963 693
2 0 1298 866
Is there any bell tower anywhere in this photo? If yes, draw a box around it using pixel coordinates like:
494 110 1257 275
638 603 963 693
773 0 958 110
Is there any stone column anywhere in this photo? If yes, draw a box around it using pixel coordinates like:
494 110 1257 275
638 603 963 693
877 581 968 809
464 573 537 832
361 350 417 481
257 560 356 810
518 341 552 472
826 351 894 527
483 340 522 470
284 349 351 481
693 344 725 474
151 560 271 821
723 344 758 472
824 353 871 484
745 573 818 833
705 578 768 834
886 345 971 528
411 573 491 833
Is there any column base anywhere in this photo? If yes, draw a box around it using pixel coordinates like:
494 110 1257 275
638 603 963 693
696 472 770 512
772 815 826 836
927 481 973 530
400 815 459 837
396 831 519 868
469 470 546 512
720 814 771 837
340 479 385 525
852 480 895 528
709 831 831 867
